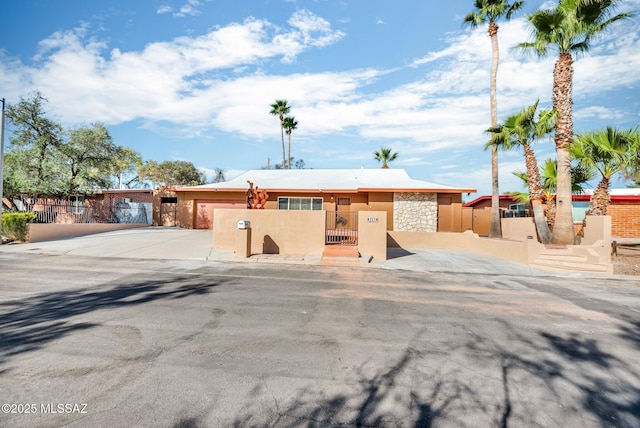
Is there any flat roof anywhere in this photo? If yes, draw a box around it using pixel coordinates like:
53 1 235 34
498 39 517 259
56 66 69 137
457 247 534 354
175 169 476 194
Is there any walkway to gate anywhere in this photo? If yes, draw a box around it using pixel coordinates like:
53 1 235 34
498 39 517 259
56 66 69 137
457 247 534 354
325 211 358 245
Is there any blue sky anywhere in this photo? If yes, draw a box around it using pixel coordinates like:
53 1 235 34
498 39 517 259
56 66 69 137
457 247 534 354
1 0 639 197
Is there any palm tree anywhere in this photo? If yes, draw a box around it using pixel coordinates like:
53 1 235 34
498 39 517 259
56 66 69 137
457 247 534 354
519 0 632 244
487 101 555 243
282 116 298 170
464 0 524 239
572 126 640 217
514 157 592 229
269 100 291 168
374 148 398 169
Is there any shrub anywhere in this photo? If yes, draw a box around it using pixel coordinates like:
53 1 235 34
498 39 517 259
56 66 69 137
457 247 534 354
1 212 37 241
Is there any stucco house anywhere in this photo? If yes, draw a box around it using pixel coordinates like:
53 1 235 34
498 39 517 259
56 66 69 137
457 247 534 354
155 169 476 232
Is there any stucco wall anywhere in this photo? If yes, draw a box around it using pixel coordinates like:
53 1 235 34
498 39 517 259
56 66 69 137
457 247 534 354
388 215 612 271
213 209 325 256
28 223 149 243
501 217 536 241
357 211 387 261
393 192 438 232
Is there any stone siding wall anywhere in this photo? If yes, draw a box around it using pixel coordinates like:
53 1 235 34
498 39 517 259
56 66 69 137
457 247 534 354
393 192 438 232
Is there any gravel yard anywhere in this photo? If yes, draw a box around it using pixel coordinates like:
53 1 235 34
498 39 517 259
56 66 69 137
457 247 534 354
612 244 640 276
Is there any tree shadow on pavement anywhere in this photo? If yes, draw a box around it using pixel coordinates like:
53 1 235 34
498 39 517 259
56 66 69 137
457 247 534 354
618 316 640 351
232 346 486 427
0 276 226 364
465 322 640 428
227 319 640 427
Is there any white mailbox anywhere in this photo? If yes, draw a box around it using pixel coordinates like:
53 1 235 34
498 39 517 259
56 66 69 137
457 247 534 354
237 220 251 229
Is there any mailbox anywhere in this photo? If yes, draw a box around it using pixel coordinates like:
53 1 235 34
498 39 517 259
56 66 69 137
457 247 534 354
237 220 251 229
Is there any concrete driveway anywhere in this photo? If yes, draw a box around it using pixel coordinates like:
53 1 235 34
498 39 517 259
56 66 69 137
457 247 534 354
0 227 214 260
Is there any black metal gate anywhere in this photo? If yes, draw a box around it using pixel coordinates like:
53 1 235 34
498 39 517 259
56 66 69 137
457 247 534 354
325 211 358 245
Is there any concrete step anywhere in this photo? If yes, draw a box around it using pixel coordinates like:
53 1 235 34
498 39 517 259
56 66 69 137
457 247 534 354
540 246 573 255
531 260 610 273
319 257 363 267
535 253 588 263
322 245 360 259
321 245 361 266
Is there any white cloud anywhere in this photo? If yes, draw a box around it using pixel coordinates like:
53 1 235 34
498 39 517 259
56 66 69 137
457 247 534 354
175 0 202 17
574 106 625 121
158 0 203 18
1 10 346 125
2 7 639 186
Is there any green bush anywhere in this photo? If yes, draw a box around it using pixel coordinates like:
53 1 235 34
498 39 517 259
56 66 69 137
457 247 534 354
1 212 37 241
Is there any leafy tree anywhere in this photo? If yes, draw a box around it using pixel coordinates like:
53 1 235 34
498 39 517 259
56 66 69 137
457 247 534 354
269 100 291 168
374 148 398 169
213 168 226 183
293 158 306 169
571 126 640 217
487 101 554 243
519 0 632 244
111 146 143 189
283 116 298 170
59 123 122 194
138 160 205 188
464 0 524 239
5 92 64 195
4 93 142 197
262 157 306 170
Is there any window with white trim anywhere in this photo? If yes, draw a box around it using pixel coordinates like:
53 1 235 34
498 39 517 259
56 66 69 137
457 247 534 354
277 197 323 210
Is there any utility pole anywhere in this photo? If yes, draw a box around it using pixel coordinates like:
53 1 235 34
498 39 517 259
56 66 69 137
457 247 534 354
0 98 5 218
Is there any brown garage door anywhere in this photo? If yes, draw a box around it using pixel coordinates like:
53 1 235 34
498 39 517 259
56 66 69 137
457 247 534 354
195 200 244 229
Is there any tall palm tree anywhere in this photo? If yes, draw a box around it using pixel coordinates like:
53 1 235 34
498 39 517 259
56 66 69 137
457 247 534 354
572 126 640 217
374 148 398 169
487 101 555 243
519 0 632 244
269 100 291 168
464 0 524 239
282 116 298 170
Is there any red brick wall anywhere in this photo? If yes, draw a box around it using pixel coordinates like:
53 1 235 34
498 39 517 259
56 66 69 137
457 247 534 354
608 204 640 238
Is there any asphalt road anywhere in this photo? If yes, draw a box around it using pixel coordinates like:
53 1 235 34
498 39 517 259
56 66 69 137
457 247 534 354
1 252 639 427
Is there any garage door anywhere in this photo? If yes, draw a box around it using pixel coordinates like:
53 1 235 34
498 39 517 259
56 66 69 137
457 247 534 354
195 200 244 229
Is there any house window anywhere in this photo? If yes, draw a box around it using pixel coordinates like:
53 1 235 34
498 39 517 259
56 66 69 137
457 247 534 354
68 195 85 214
278 197 323 210
337 197 351 207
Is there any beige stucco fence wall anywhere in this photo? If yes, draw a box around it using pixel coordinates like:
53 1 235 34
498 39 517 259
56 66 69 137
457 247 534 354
213 209 326 256
28 223 149 243
358 211 387 261
213 209 611 272
213 209 388 259
389 216 612 272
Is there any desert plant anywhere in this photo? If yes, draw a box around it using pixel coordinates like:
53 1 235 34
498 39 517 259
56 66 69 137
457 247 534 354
1 211 37 241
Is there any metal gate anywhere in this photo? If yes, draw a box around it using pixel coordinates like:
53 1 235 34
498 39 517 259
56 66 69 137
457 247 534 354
325 211 358 245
